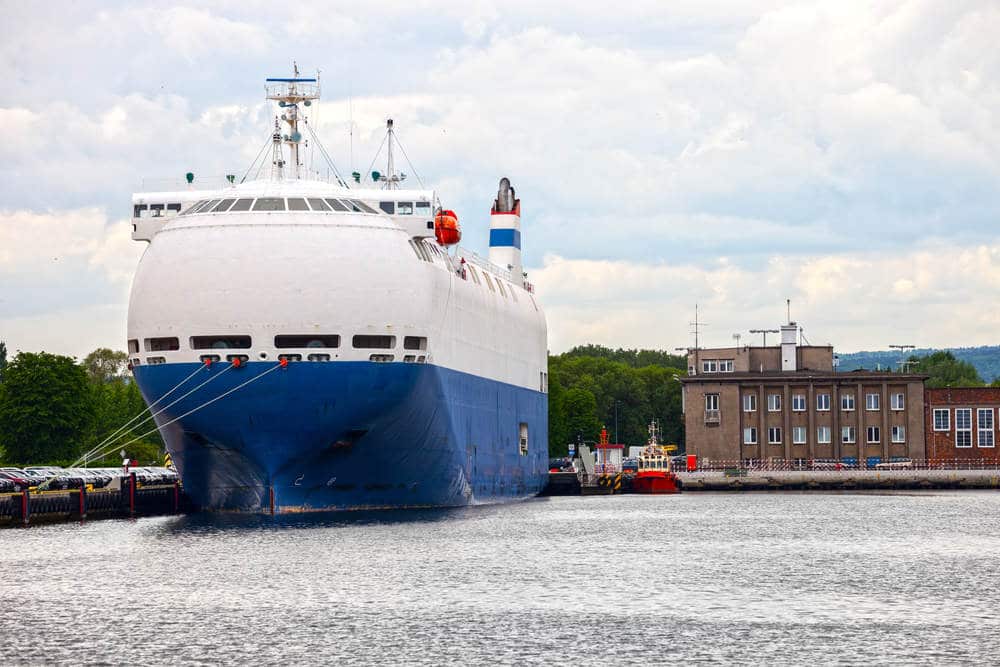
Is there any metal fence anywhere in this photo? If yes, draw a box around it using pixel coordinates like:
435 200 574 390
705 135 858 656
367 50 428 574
687 458 1000 472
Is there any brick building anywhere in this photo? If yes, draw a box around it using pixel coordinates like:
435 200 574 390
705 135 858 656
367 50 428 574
924 387 1000 463
680 323 927 464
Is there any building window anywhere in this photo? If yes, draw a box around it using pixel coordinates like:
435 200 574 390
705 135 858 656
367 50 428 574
842 426 856 444
890 393 905 411
891 426 905 443
768 394 782 412
817 393 830 411
705 394 719 411
978 409 994 448
743 427 758 445
742 393 757 412
768 427 782 444
701 359 718 373
817 426 831 444
933 409 950 431
792 394 806 412
956 409 972 448
841 394 855 411
866 426 880 443
866 393 880 411
792 426 806 444
719 359 734 372
128 339 139 354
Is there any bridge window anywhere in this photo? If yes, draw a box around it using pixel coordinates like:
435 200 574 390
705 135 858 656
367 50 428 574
190 336 252 349
211 199 236 212
397 202 413 215
198 200 222 213
274 335 340 348
253 198 286 211
308 198 331 211
416 202 431 213
325 198 349 212
403 336 427 351
287 198 309 211
167 203 182 214
181 200 207 215
345 199 378 214
230 198 254 212
144 337 179 352
133 204 147 218
379 201 395 214
353 335 395 349
149 204 165 217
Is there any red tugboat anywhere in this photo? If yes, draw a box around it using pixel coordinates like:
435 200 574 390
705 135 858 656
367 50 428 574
632 421 681 494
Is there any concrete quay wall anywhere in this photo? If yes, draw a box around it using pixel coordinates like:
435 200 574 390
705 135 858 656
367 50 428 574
678 469 1000 491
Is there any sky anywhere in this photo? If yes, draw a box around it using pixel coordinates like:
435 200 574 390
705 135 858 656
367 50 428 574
1 0 999 359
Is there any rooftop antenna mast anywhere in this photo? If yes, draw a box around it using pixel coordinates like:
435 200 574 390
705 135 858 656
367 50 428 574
749 328 779 346
265 62 320 180
889 344 916 373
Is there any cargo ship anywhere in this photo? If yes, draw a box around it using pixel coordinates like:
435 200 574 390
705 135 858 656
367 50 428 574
125 70 549 511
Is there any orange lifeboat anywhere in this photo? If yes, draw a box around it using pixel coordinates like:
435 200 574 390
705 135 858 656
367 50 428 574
434 209 461 246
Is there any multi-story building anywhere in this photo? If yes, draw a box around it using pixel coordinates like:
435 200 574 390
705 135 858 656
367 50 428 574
680 323 927 464
925 387 1000 463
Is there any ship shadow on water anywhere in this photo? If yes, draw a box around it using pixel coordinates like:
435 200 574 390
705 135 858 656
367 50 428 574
150 502 520 535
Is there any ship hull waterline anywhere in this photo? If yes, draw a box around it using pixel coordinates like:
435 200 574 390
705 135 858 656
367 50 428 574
133 361 548 512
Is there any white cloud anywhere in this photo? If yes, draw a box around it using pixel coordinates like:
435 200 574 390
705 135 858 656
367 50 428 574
533 241 1000 354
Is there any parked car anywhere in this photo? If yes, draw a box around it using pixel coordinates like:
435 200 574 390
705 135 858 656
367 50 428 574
70 468 113 488
0 469 35 491
0 477 18 493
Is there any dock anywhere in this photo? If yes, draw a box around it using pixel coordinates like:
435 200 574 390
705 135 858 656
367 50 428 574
0 476 193 527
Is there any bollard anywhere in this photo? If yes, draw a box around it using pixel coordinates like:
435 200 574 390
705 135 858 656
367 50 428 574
129 472 137 518
78 487 87 521
21 489 30 527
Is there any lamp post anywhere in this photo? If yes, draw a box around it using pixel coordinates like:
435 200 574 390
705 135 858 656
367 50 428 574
614 400 621 445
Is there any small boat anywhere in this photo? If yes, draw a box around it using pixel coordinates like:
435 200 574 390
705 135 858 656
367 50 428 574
632 421 681 494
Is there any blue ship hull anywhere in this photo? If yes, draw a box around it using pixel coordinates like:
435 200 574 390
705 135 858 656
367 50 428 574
133 361 548 512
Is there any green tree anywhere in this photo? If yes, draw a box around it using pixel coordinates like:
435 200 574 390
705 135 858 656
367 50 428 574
0 352 93 464
0 341 7 383
561 387 601 446
82 348 129 384
909 351 984 388
84 376 164 465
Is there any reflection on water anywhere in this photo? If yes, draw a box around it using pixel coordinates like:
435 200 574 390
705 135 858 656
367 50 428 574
2 492 999 665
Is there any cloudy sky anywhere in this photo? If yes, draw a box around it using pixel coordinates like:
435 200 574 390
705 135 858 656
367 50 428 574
2 1 999 359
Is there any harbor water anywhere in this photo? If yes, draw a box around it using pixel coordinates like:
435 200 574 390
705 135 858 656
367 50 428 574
2 492 999 665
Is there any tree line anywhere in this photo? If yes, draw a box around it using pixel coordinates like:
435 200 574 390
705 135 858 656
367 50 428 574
547 345 687 456
0 344 163 466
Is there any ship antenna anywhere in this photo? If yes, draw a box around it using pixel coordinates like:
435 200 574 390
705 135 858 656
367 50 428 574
265 64 321 180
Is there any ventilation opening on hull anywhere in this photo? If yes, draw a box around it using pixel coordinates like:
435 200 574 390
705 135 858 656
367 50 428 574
145 337 180 352
370 354 394 363
191 335 252 350
278 354 302 362
199 354 221 364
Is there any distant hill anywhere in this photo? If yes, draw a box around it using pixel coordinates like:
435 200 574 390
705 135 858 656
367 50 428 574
837 346 1000 382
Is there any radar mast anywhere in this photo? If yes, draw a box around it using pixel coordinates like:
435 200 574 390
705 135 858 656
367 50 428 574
265 63 320 180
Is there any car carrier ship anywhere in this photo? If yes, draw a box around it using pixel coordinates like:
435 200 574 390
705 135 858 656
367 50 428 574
125 70 549 512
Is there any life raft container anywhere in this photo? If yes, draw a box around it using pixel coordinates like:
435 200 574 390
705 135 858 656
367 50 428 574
434 209 461 246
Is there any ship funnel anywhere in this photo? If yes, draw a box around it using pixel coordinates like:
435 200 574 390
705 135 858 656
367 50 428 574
489 177 522 287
